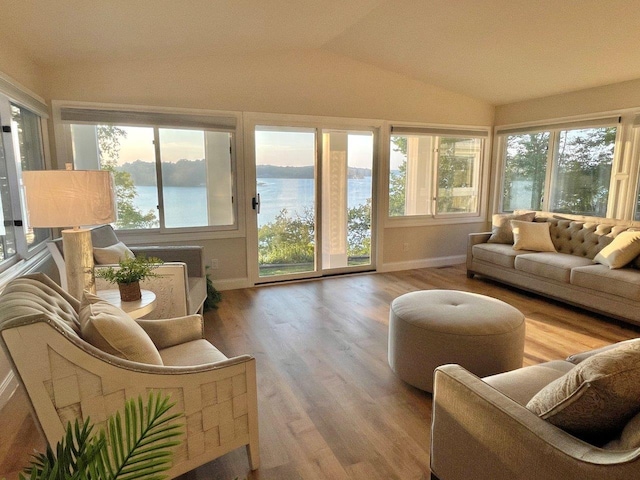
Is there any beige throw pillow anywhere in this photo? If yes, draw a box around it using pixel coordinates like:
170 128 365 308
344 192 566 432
593 231 640 269
527 339 640 440
511 220 556 252
79 291 163 365
93 241 135 265
487 212 536 244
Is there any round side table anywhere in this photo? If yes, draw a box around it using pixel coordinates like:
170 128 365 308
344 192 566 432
96 289 157 319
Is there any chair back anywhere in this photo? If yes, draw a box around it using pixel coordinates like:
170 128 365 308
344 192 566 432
90 224 120 248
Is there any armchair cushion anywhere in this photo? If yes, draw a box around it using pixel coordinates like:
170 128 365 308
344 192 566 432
136 314 204 349
605 410 640 450
79 291 163 365
159 339 227 366
527 339 640 440
93 241 135 264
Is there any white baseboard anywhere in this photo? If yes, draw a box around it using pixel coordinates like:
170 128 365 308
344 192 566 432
0 371 17 410
378 255 466 273
212 277 251 291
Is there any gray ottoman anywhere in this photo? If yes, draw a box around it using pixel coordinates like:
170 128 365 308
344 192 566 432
388 290 525 392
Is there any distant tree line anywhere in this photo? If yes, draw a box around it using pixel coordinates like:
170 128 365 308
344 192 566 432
257 165 372 179
118 159 206 187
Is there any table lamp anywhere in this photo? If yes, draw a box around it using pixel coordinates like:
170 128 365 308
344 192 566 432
22 167 117 300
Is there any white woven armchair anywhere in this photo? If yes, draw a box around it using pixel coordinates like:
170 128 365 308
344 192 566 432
0 273 259 478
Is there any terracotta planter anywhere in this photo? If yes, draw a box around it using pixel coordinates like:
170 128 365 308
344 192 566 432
118 281 141 302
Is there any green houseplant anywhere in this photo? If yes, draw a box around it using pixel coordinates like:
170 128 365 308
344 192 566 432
94 255 163 302
19 391 182 480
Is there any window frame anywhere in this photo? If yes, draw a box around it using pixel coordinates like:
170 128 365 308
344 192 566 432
384 123 491 227
0 84 51 276
495 116 622 217
52 101 245 241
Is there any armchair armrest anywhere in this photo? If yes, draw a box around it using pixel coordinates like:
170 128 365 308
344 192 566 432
131 245 205 277
136 314 204 349
431 364 640 480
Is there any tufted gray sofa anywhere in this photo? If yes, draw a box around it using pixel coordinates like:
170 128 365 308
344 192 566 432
467 211 640 326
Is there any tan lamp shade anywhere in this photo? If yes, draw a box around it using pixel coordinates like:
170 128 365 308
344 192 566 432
22 170 117 228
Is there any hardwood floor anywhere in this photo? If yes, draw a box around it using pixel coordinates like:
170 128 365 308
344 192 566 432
1 265 638 479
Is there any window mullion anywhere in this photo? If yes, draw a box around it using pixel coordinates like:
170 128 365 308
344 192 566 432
541 131 557 211
153 128 165 230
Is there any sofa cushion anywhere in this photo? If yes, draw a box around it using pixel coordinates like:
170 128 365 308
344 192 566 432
472 243 533 269
512 220 556 252
159 339 227 366
94 241 135 265
570 265 640 301
593 231 640 269
526 339 640 441
483 360 575 407
487 212 536 244
605 410 640 450
79 291 163 365
514 252 593 283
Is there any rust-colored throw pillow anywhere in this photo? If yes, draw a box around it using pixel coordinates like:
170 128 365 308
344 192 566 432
79 291 163 365
527 339 640 440
487 212 536 244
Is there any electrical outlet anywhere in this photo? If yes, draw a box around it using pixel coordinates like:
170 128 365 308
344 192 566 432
211 259 219 269
403 243 409 252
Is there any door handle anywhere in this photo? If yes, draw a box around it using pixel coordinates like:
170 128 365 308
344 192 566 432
252 193 261 213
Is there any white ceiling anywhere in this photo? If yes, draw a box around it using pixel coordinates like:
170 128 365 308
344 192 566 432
2 0 640 105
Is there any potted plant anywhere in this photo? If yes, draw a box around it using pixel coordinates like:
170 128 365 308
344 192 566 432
95 255 163 301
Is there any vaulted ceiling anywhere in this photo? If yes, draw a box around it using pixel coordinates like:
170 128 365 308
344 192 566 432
1 0 640 105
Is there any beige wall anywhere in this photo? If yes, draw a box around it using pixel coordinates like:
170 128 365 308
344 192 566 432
42 49 493 126
383 222 488 265
495 78 640 125
42 49 494 284
0 37 43 96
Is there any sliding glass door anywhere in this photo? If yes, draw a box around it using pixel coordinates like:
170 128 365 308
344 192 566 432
252 125 375 283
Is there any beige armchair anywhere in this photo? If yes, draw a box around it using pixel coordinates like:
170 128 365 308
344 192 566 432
430 345 640 480
0 273 259 478
48 224 207 319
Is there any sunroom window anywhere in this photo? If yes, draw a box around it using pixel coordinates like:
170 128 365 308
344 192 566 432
388 126 486 218
61 107 237 232
499 119 618 217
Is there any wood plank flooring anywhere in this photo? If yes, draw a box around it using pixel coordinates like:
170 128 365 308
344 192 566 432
1 265 638 479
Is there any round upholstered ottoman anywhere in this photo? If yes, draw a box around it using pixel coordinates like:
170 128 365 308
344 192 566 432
388 290 525 392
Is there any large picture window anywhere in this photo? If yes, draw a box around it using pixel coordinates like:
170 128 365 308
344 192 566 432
388 126 486 218
61 107 237 232
499 120 618 217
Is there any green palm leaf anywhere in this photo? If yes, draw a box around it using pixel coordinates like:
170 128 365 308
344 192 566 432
20 391 183 480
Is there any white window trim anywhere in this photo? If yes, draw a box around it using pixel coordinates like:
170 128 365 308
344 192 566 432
0 77 51 277
383 121 492 227
51 100 245 240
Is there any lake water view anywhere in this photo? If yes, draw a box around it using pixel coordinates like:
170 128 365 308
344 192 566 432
134 177 373 227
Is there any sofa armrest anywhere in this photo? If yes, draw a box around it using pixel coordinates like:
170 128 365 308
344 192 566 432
567 339 639 364
467 232 492 275
136 314 204 349
431 364 640 480
131 245 205 277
